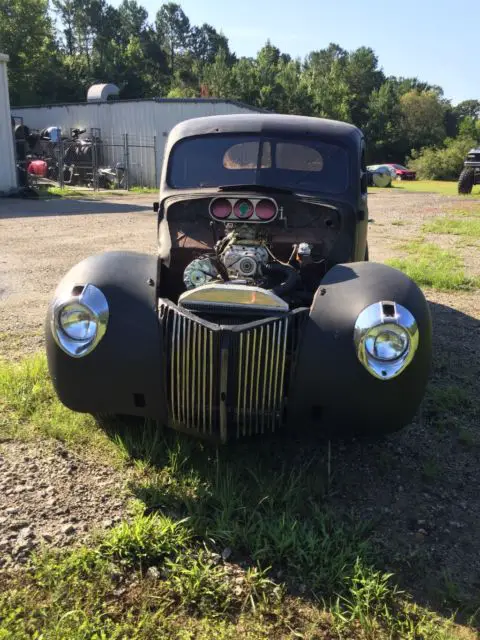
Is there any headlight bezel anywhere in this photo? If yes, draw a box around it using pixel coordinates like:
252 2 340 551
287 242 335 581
51 284 109 358
354 301 419 380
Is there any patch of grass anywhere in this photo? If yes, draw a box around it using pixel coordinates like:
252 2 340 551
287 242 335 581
370 180 480 196
0 355 477 638
129 186 158 194
100 513 191 564
0 517 466 639
421 457 441 483
423 217 480 238
387 241 479 290
0 355 122 462
425 385 473 419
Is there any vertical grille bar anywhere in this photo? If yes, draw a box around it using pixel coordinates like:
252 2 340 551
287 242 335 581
170 310 178 424
237 333 244 438
254 326 264 435
243 331 250 437
209 329 214 435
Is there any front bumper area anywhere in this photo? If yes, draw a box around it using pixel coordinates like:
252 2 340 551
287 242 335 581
160 301 309 443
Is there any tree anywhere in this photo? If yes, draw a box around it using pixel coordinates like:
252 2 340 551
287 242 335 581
117 0 148 44
400 90 447 151
344 47 384 128
155 3 190 73
189 24 229 64
0 0 62 105
202 50 233 97
453 99 480 122
364 80 403 162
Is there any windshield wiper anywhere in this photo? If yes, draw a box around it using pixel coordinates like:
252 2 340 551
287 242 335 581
217 184 294 195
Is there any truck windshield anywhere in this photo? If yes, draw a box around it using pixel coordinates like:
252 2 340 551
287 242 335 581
167 135 349 194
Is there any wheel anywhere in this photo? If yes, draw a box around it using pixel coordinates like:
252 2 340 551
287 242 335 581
458 167 474 194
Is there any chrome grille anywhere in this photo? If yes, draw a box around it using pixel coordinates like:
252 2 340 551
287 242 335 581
159 302 308 442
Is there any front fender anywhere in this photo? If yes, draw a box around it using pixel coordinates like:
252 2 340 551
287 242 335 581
46 251 166 421
288 262 432 435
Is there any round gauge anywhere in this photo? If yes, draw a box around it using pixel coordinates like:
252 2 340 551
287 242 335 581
233 199 254 220
210 198 232 219
255 199 277 221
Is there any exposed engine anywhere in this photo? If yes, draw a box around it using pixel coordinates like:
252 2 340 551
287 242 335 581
182 220 315 310
183 224 271 289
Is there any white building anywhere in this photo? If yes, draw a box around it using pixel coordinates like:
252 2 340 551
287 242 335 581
11 97 261 188
0 54 17 193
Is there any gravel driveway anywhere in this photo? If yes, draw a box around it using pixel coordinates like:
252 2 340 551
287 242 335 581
0 194 156 358
1 190 480 614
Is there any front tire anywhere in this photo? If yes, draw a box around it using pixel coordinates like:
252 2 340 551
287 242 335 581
458 168 474 194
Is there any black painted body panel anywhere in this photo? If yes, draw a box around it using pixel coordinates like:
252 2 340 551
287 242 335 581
287 262 432 435
46 251 167 421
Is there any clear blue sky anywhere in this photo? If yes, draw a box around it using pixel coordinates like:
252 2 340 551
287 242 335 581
111 0 475 105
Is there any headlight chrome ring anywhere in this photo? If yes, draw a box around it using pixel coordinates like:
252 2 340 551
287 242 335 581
51 284 109 358
354 301 419 380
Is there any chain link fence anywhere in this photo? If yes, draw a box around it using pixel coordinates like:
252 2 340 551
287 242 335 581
13 124 158 192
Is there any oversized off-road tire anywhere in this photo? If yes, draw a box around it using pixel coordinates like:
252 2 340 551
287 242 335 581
458 168 475 194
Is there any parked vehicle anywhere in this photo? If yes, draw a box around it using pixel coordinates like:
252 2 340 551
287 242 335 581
384 164 416 181
366 165 392 187
46 114 432 443
458 148 480 194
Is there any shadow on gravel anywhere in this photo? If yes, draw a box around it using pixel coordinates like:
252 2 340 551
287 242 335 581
103 300 480 627
0 197 153 219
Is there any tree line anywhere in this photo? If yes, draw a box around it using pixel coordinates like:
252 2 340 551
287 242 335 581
1 0 479 176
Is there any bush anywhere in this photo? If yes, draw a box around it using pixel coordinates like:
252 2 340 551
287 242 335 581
409 136 477 180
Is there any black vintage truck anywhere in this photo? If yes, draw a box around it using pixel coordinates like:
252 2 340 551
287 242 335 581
458 147 480 194
46 114 432 443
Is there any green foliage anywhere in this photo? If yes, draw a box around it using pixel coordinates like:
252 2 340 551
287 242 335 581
387 241 479 291
409 136 478 180
100 513 191 564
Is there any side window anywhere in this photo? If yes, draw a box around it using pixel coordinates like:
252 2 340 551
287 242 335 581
360 145 367 194
223 142 271 169
276 143 323 171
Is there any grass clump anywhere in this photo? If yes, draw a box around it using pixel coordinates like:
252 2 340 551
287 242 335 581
423 217 480 237
100 513 191 564
0 355 121 461
387 241 479 290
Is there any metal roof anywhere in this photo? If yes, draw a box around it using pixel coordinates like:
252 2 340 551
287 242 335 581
11 97 266 112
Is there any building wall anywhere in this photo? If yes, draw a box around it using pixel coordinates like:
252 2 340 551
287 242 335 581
0 54 17 193
11 99 259 187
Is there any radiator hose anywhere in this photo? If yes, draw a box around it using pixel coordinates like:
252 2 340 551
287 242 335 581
263 262 299 298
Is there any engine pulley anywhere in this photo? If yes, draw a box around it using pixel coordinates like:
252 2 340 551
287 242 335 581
183 257 218 290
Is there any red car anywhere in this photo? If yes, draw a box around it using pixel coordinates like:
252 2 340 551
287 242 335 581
386 164 416 181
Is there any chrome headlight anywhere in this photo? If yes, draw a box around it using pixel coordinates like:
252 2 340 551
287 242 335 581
354 301 419 380
51 284 109 357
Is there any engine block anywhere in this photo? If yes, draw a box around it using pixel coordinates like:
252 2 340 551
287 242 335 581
221 244 269 278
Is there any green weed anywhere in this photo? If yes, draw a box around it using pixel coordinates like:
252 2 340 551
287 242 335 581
387 241 479 290
423 217 480 237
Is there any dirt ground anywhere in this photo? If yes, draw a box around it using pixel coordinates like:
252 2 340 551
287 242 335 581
1 190 480 615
